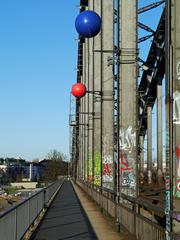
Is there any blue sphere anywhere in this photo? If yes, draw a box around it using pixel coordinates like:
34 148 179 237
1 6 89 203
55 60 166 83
75 10 101 38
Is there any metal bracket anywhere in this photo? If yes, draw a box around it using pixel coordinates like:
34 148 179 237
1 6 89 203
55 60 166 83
78 112 95 116
87 90 102 96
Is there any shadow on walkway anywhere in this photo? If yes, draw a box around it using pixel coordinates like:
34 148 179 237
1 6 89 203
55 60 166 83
31 180 97 240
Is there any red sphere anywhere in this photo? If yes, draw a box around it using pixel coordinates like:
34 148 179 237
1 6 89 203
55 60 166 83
71 83 87 98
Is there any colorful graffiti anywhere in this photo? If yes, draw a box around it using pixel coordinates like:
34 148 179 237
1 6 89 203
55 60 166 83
102 155 113 185
102 134 113 189
87 154 93 183
173 90 180 125
119 126 136 197
174 147 180 198
120 153 136 189
94 152 101 186
176 147 180 177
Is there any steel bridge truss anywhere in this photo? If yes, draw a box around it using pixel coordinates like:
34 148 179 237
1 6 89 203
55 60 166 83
70 0 180 239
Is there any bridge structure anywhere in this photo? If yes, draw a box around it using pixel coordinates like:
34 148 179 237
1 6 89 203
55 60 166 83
1 1 180 240
69 0 180 239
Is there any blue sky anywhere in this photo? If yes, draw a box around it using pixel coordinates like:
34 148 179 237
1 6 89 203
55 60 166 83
138 0 165 162
0 0 164 161
0 0 79 160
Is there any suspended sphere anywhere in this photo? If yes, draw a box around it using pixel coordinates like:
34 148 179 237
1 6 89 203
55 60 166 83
175 147 180 159
71 83 87 98
75 10 101 38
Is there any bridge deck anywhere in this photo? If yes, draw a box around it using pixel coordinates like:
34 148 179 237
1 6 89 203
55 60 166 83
31 179 97 240
31 179 129 240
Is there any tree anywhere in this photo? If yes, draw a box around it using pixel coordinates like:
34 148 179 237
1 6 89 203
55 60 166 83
42 150 68 182
46 149 68 162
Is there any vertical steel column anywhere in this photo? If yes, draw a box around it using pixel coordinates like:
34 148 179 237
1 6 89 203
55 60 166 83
119 0 138 197
93 0 102 186
100 0 103 189
101 1 114 189
88 0 94 184
74 2 86 182
147 105 152 185
165 1 172 238
92 0 95 185
80 94 83 179
86 38 90 182
169 0 180 237
157 80 163 182
84 39 89 181
81 41 86 180
113 0 120 227
139 135 144 180
84 38 89 181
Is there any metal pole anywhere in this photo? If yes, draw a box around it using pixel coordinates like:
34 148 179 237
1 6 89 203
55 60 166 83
92 0 95 186
169 0 180 237
147 105 152 185
139 136 144 181
165 1 172 238
93 0 101 187
100 0 103 190
157 79 163 183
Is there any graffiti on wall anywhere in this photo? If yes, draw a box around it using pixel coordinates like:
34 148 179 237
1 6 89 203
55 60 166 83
102 134 113 189
173 90 180 125
120 153 135 188
177 60 180 81
174 147 180 198
119 126 136 153
102 155 113 183
94 152 101 186
176 147 180 178
87 154 93 183
119 126 136 197
165 189 171 237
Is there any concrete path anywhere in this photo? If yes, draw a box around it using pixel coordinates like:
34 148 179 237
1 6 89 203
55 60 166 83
31 180 97 240
73 182 130 240
31 179 130 240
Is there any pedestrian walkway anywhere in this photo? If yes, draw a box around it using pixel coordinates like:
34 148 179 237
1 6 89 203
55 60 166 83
31 180 97 240
31 179 131 240
73 182 131 240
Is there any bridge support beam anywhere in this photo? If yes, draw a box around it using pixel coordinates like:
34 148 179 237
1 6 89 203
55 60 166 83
147 106 152 185
157 80 163 183
139 136 144 181
101 1 114 189
87 1 93 184
93 0 102 186
119 0 138 197
168 0 180 237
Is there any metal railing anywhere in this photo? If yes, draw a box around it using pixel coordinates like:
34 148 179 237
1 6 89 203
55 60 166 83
76 180 165 240
0 179 64 240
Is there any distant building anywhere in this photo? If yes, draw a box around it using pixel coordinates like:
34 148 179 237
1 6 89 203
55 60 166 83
0 158 43 182
0 157 68 183
0 158 8 172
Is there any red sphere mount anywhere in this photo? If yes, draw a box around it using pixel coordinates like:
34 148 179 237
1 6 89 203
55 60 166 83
71 83 87 98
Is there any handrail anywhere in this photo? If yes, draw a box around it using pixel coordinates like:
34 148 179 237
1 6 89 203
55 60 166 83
0 179 64 240
76 180 165 239
0 181 56 218
78 179 165 214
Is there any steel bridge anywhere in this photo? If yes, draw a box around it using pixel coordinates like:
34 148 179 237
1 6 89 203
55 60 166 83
69 0 180 239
